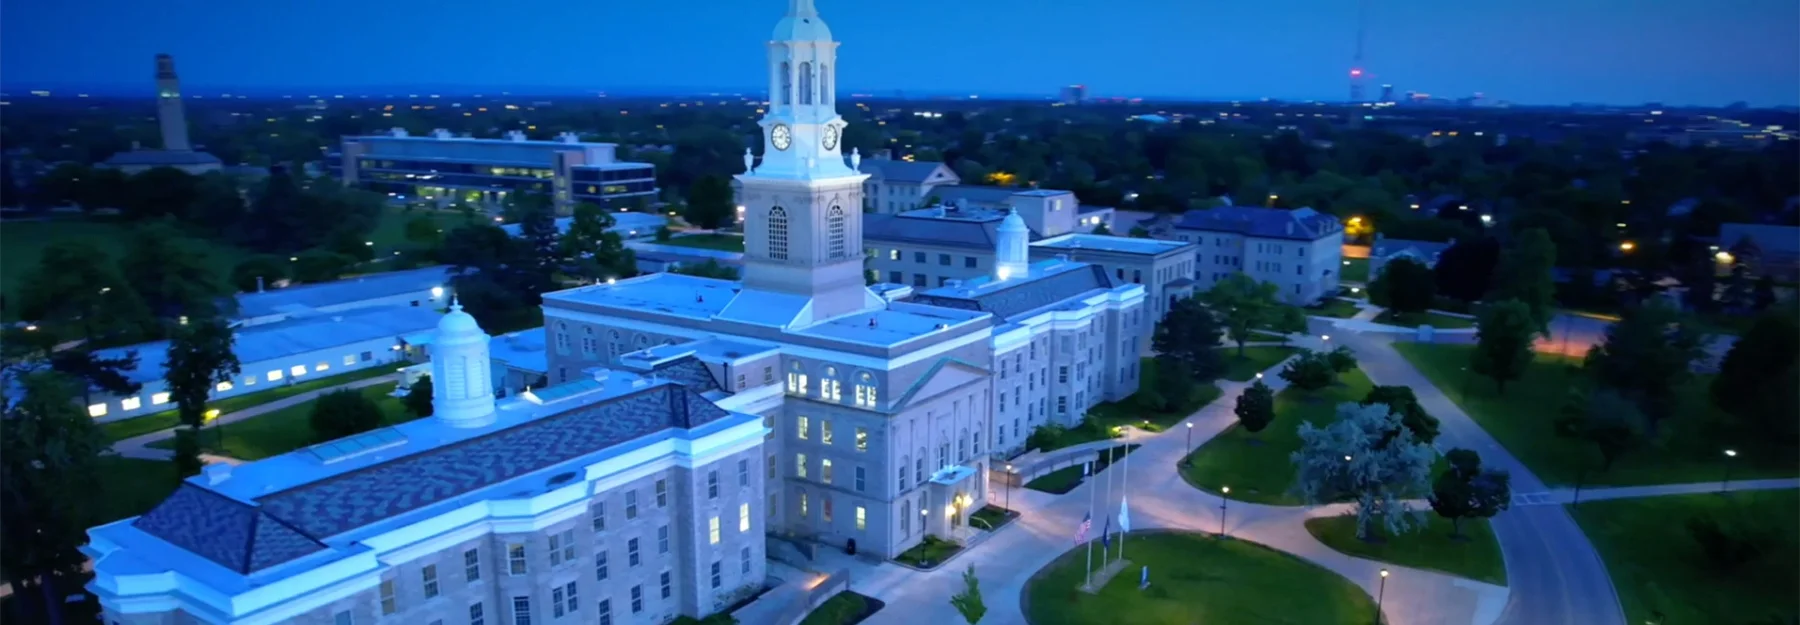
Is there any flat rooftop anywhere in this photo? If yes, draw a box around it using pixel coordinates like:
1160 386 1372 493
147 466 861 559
1032 232 1192 255
544 273 741 321
236 266 451 319
97 306 446 384
489 328 548 374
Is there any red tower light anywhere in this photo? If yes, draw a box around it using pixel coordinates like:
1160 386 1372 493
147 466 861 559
1350 68 1363 77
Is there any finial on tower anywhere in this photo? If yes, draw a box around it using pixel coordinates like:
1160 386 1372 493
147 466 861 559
743 148 754 174
850 148 861 170
788 0 819 17
449 295 461 313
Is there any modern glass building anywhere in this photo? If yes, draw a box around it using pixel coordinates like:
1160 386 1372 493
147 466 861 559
328 128 658 212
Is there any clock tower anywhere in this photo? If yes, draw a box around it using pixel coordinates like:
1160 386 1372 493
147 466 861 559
735 0 873 321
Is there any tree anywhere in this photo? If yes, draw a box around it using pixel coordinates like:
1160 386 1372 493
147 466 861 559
163 317 240 477
404 375 435 418
515 193 564 281
1279 350 1335 394
1428 448 1511 538
1148 356 1197 413
1291 403 1435 539
291 249 356 283
1128 225 1151 238
1361 385 1440 444
1368 257 1436 314
561 202 636 282
0 370 108 625
949 564 987 625
231 255 290 293
1555 388 1646 472
655 225 673 242
123 166 201 221
1433 237 1500 303
120 219 230 320
1585 301 1702 428
404 214 446 248
1234 379 1275 434
1489 227 1557 333
48 347 141 407
672 259 740 280
1150 297 1225 382
1470 299 1536 394
1325 345 1357 379
17 240 152 346
683 175 736 230
1199 273 1293 356
310 388 386 443
1091 222 1113 235
1709 313 1800 441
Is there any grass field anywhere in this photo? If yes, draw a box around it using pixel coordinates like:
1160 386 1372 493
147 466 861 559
1025 445 1138 494
1307 298 1364 318
148 384 419 460
1220 346 1300 382
1373 310 1477 329
1023 531 1377 625
798 591 882 625
894 536 962 569
1341 258 1369 283
660 233 746 252
367 206 482 255
1 217 246 321
1304 514 1507 585
1570 489 1798 625
99 365 402 442
1180 368 1375 505
1393 343 1798 487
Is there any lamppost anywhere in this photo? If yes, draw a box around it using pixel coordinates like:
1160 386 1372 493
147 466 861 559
1004 463 1014 511
1375 569 1389 624
1219 486 1231 538
1184 422 1194 466
1720 449 1739 494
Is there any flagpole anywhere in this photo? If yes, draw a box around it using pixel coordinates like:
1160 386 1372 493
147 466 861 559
1102 445 1116 570
1120 443 1129 562
1084 459 1095 588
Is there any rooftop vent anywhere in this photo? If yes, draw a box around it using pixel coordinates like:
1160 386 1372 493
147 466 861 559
388 127 408 137
202 463 231 485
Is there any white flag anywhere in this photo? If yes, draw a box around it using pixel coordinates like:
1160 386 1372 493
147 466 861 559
1118 495 1131 532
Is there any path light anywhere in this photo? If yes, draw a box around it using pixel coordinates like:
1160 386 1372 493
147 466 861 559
1184 422 1195 464
1375 569 1390 624
1720 449 1739 493
1219 486 1231 537
1255 372 1263 380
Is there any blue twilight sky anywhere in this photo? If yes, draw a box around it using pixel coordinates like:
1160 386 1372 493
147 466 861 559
3 0 1797 105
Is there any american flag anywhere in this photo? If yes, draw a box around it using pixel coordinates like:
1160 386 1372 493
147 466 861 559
1075 511 1092 544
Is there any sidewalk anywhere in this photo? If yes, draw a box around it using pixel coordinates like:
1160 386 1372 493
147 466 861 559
1510 478 1800 507
111 374 400 461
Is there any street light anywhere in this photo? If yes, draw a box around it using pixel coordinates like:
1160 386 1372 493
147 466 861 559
1255 372 1263 380
1184 422 1194 465
1004 463 1015 512
1375 569 1390 624
1219 486 1231 537
1721 449 1739 493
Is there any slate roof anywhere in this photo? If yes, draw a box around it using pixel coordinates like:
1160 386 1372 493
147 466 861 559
1371 237 1454 262
855 159 952 184
130 484 326 575
648 355 722 394
912 263 1117 321
103 150 223 166
1170 206 1342 241
931 185 1021 206
864 213 1005 249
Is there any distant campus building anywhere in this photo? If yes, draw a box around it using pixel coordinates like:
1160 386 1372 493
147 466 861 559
1156 204 1346 304
328 129 659 213
102 54 223 175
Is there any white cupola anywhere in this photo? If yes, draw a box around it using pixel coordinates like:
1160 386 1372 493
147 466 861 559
431 298 496 428
995 208 1030 280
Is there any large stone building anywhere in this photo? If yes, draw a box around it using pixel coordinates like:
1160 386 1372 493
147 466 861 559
1162 205 1345 304
328 129 658 213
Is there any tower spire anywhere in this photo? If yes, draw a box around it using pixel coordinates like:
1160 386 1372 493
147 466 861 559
788 0 818 18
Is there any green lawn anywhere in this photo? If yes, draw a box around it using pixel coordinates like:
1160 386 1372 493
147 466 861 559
1025 445 1139 495
100 365 403 443
1341 258 1369 283
1373 310 1477 329
92 456 180 525
368 205 481 256
1 217 246 321
1220 346 1300 382
1304 514 1507 585
1393 343 1799 487
148 384 418 460
894 535 962 569
1181 368 1375 505
1307 298 1363 318
1024 531 1378 625
659 233 746 252
798 591 881 625
1571 489 1799 625
1033 359 1222 452
969 505 1015 531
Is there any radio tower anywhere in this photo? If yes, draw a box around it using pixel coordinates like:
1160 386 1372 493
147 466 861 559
1349 0 1368 102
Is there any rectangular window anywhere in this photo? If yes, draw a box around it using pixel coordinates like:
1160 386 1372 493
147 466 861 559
708 470 719 498
362 351 374 361
594 550 609 581
710 561 722 589
120 396 142 411
152 392 171 405
550 529 575 566
343 354 357 366
739 502 751 532
742 546 753 574
291 364 306 377
938 253 951 266
627 538 641 566
823 495 834 523
822 458 834 483
889 249 900 260
855 427 868 451
630 586 643 613
469 603 485 625
1057 396 1067 414
625 491 638 519
888 270 902 283
767 453 776 480
596 600 610 625
563 581 578 616
660 571 672 599
336 612 353 625
655 479 667 507
914 251 925 263
821 420 834 445
422 564 440 598
796 453 808 479
512 596 531 625
739 458 750 486
709 516 721 544
899 464 908 491
964 256 977 268
507 543 527 575
590 501 605 532
465 547 482 582
658 524 670 554
856 506 867 531
799 491 809 517
380 579 397 614
1059 366 1068 383
552 586 566 618
854 466 866 492
797 416 810 440
215 381 233 393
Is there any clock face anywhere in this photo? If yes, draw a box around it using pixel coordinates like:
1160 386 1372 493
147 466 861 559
822 125 840 151
771 124 792 151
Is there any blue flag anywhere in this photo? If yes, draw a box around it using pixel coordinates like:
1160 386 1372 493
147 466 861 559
1101 514 1112 549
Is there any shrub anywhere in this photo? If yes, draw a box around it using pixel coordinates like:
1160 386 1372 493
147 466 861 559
1685 515 1767 572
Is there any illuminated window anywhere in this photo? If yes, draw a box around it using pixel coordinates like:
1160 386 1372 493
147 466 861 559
786 361 807 395
315 362 329 372
797 416 809 440
216 381 233 392
822 458 834 484
821 420 834 445
88 403 108 418
768 207 789 260
709 516 720 545
267 370 282 381
856 427 868 452
152 392 170 405
854 372 878 408
856 506 866 531
121 397 142 411
290 365 306 377
243 375 256 387
827 205 846 258
739 503 750 532
798 490 808 517
343 354 356 366
796 453 808 479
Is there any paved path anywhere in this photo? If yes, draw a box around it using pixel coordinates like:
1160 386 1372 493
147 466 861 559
1509 478 1800 507
110 374 401 461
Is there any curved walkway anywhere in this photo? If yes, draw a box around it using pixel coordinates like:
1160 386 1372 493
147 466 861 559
110 374 401 461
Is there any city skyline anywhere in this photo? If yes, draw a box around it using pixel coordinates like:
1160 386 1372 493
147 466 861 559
2 0 1797 106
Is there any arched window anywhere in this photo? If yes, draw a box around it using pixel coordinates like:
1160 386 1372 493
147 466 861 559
827 205 846 259
607 330 623 361
958 428 968 461
900 500 910 534
581 326 597 358
786 361 808 395
915 448 926 484
854 371 878 408
973 421 983 455
633 334 649 351
819 64 830 104
820 366 842 402
798 62 813 105
768 207 789 260
779 62 792 105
